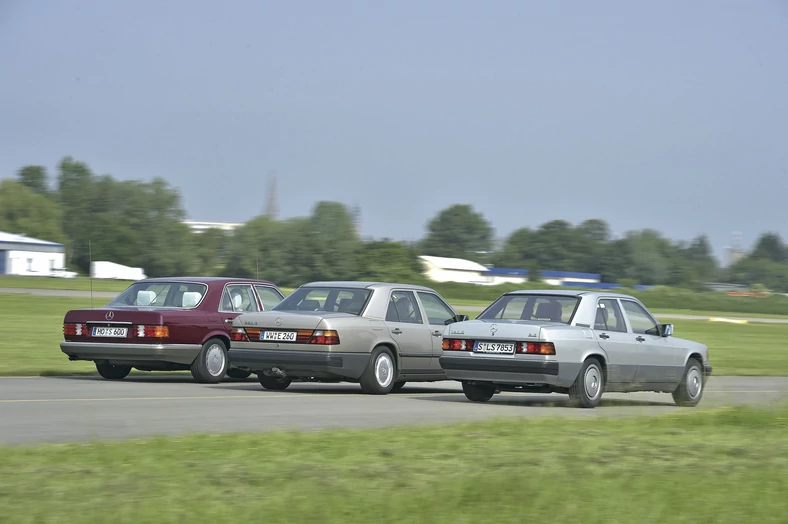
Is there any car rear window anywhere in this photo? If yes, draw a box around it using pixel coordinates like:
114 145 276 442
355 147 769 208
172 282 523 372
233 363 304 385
274 287 371 315
478 294 580 324
107 282 209 308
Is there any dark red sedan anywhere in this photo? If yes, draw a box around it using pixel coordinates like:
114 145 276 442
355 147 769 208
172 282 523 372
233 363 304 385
60 276 286 383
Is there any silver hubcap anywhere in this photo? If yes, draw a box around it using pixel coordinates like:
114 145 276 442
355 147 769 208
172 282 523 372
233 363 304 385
205 344 226 376
375 353 394 388
686 366 702 399
584 364 602 400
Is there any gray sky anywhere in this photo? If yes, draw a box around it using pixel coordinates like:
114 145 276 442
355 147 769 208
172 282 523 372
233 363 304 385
2 0 786 264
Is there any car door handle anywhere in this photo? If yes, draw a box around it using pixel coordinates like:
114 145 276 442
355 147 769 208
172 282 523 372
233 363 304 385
224 319 234 324
432 330 442 337
391 328 402 335
599 333 609 339
636 336 645 342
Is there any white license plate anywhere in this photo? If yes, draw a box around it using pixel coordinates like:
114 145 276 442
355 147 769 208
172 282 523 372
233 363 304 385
91 327 128 338
260 330 297 342
474 341 515 354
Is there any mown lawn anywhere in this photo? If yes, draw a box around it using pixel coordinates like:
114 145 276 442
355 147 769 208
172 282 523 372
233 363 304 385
1 293 786 376
0 403 786 523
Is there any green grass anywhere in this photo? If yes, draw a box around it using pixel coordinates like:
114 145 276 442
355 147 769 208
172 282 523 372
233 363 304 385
0 403 786 523
2 294 786 377
0 275 132 293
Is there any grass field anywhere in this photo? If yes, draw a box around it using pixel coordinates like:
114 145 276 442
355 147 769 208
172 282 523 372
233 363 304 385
1 293 786 377
0 403 785 522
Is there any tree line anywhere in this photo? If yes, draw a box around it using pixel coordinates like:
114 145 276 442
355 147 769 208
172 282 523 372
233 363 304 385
2 156 788 292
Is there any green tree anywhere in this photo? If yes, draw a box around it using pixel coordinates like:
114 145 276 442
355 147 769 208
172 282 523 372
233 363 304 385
421 204 494 262
357 240 423 282
17 165 50 196
0 180 66 243
308 201 361 280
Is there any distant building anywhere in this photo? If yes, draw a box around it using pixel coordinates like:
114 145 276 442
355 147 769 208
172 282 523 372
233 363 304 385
0 231 66 276
415 255 651 289
182 221 244 234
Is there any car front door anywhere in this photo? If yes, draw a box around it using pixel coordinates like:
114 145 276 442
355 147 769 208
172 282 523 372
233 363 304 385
384 290 433 374
254 284 285 311
620 299 682 388
593 298 639 388
415 291 459 370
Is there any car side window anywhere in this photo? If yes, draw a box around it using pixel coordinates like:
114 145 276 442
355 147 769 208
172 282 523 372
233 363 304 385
594 299 627 333
417 292 455 325
385 291 423 324
220 284 260 313
254 285 283 311
620 300 659 335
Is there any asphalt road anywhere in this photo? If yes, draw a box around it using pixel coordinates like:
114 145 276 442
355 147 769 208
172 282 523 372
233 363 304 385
1 375 787 446
3 287 788 323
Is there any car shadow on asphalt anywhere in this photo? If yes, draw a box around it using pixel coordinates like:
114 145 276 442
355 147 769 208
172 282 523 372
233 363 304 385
41 374 256 384
207 383 462 395
409 395 676 408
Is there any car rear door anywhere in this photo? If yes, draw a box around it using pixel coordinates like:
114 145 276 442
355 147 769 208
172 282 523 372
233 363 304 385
218 283 261 332
384 290 433 374
593 298 640 387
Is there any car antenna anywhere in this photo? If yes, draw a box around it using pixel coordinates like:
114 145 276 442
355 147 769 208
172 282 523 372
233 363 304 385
256 255 260 280
89 240 93 310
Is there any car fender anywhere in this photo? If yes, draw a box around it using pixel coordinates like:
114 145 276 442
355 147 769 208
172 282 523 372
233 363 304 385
200 329 231 348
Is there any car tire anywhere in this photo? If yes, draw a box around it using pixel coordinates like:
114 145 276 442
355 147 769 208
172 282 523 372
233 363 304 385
258 374 292 390
95 362 131 380
461 381 495 402
568 357 604 408
190 338 228 384
359 346 397 394
672 358 704 407
226 368 252 380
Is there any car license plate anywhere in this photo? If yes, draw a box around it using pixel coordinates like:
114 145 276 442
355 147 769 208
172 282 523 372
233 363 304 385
260 331 297 342
474 341 515 354
91 327 128 338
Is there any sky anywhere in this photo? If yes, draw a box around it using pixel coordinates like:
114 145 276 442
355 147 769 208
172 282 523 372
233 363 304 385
1 0 786 265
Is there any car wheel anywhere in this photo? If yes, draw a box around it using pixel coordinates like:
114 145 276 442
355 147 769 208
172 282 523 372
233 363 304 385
360 346 397 394
672 358 704 407
461 381 495 402
190 338 228 384
258 374 292 390
392 381 407 392
226 368 252 380
568 357 604 408
95 362 131 380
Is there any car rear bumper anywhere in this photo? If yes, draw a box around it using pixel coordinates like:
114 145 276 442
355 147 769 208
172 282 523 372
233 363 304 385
227 349 370 380
60 341 202 365
439 355 562 386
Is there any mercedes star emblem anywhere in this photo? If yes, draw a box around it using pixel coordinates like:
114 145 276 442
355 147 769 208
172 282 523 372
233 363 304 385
490 324 498 336
275 317 283 326
105 311 114 321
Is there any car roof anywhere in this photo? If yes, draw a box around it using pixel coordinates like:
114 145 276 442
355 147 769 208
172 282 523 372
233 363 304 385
504 289 637 300
301 281 436 292
137 276 275 285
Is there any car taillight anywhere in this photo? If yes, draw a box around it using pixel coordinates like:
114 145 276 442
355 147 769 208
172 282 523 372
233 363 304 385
63 323 87 336
230 327 249 342
136 325 169 338
308 330 339 345
516 342 555 355
442 338 472 351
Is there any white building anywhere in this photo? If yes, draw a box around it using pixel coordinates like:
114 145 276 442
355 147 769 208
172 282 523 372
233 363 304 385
418 255 493 285
183 221 244 233
0 231 67 276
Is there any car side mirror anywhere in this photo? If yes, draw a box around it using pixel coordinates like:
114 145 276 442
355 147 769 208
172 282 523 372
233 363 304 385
660 323 673 337
445 314 469 325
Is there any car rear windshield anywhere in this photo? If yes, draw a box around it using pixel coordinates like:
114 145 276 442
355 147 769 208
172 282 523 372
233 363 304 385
478 294 580 324
106 281 209 309
273 287 372 315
